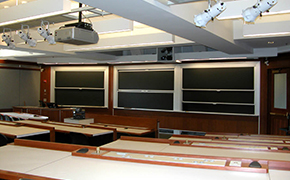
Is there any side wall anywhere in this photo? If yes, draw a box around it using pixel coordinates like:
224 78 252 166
0 61 40 110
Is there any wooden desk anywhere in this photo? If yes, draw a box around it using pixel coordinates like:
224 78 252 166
17 120 116 145
170 135 290 147
19 120 113 137
89 123 154 136
101 136 290 171
161 145 290 161
169 135 290 151
91 115 158 137
205 132 290 140
0 124 50 139
31 155 268 180
102 137 290 162
0 139 272 180
101 139 169 152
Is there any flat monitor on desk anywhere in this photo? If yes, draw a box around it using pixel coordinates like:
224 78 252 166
46 103 59 108
73 108 85 119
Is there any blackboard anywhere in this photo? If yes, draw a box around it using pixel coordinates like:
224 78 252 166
56 71 104 88
118 92 173 110
183 103 254 114
118 71 174 90
55 89 104 106
183 90 254 103
183 67 254 89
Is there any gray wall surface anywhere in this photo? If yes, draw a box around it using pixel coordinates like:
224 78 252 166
0 68 40 109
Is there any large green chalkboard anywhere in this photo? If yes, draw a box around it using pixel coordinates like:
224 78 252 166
183 67 254 89
119 71 174 90
55 89 104 106
183 90 254 103
55 71 105 107
182 67 255 114
56 71 104 88
183 103 254 114
118 92 173 110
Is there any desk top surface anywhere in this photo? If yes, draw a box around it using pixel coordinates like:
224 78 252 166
102 139 290 162
101 140 169 152
0 143 289 180
0 124 50 138
13 106 73 111
28 155 270 180
89 123 152 134
20 120 113 136
0 145 70 173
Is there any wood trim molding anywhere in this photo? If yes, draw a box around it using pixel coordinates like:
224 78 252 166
0 169 58 180
13 139 94 152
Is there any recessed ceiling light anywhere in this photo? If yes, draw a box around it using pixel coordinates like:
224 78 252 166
268 41 275 44
4 6 9 8
21 1 27 4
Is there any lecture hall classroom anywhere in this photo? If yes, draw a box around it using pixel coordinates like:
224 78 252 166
1 0 290 179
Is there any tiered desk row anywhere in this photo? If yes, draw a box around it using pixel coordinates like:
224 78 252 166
0 112 290 179
0 135 290 180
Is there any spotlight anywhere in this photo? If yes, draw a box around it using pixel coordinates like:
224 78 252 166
242 0 278 23
37 21 56 45
18 24 37 47
194 1 226 28
1 28 15 49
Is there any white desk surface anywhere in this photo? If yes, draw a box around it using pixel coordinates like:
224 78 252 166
0 112 48 120
101 140 169 152
0 144 288 180
28 155 270 180
0 145 70 173
268 170 290 180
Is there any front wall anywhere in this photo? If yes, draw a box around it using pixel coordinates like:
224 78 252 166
114 109 258 134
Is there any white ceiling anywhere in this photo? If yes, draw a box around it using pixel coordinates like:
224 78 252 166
0 0 290 64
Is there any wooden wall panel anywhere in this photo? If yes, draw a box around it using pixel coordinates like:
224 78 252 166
27 108 41 115
40 66 51 103
270 115 289 135
113 109 258 134
259 53 290 135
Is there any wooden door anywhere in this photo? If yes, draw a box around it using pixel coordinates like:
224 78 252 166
269 68 290 135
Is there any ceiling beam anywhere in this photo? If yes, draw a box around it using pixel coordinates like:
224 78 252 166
75 0 252 54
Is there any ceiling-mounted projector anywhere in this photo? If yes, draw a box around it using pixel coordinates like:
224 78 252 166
55 22 99 45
